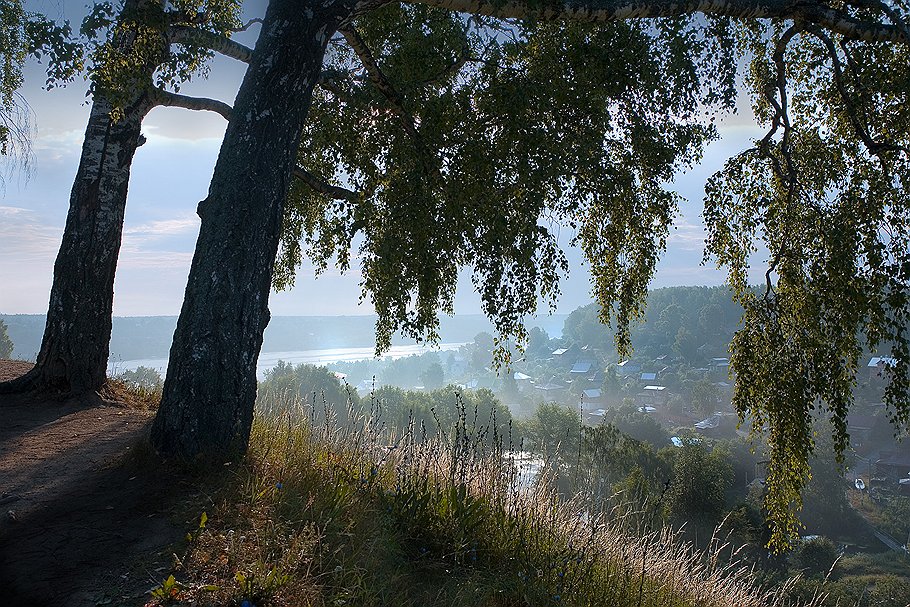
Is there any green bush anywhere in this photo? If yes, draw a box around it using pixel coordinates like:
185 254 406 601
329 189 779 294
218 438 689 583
790 537 838 577
0 319 13 358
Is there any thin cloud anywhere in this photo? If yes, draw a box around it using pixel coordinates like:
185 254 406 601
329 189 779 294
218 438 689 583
123 216 199 239
0 206 61 264
117 250 195 270
666 218 707 252
0 206 60 311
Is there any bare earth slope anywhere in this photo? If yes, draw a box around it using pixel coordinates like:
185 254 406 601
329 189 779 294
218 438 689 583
0 360 192 606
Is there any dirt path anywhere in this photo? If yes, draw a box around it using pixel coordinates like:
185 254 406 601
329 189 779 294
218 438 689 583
0 361 198 606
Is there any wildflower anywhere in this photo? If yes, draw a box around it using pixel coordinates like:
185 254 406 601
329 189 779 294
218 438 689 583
275 482 283 490
553 595 561 601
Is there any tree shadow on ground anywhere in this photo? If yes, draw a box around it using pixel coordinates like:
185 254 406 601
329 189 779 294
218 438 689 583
0 391 225 606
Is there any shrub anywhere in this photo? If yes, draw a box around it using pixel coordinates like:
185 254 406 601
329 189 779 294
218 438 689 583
0 319 13 359
790 537 838 577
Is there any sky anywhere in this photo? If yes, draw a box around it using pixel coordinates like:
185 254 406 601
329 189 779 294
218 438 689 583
0 1 767 318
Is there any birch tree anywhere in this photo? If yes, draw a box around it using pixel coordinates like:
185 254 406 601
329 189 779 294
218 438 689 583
0 0 251 396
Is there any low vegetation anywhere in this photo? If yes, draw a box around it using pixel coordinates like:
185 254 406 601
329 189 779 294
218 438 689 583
145 387 812 607
106 365 164 409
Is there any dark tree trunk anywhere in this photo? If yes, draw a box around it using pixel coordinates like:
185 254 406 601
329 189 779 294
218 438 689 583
0 97 150 396
150 0 350 458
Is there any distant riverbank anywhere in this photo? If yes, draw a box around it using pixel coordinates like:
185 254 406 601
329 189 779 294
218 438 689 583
3 313 566 361
107 342 469 380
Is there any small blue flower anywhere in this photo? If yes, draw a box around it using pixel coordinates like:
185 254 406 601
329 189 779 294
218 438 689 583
241 600 253 607
275 482 283 490
553 595 561 602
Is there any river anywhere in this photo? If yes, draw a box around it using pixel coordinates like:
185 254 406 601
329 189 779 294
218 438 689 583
107 342 468 380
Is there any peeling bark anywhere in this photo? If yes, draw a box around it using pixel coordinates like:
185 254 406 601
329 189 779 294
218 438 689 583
150 0 352 458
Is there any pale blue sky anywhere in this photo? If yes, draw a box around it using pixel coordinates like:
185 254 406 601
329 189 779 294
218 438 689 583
0 2 766 316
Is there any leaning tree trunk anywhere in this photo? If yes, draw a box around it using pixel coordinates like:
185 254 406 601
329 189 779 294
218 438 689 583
150 0 350 458
0 97 150 396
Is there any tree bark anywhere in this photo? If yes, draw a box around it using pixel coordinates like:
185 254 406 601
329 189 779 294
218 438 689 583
0 96 151 396
150 0 350 458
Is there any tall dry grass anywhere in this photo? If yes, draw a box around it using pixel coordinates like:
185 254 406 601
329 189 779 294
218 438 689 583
154 387 820 607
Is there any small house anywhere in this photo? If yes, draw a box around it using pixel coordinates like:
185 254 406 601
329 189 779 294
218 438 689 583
616 359 641 377
868 356 898 381
570 360 594 374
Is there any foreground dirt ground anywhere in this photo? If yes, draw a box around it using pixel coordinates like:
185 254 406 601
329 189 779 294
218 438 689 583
0 360 198 606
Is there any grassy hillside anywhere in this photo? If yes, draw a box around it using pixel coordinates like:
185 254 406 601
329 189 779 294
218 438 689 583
145 389 808 607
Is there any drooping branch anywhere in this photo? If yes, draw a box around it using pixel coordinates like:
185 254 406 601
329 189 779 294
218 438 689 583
338 27 419 140
755 25 799 185
150 88 234 120
807 26 910 157
293 166 359 200
386 0 909 45
753 24 801 298
339 25 444 182
167 25 254 63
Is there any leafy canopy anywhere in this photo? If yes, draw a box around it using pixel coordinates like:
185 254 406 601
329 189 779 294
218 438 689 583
2 0 243 169
279 6 737 362
80 0 242 114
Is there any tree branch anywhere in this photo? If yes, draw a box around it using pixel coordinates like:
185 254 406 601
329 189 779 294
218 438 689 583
338 26 417 138
757 24 801 300
315 68 357 98
339 25 444 183
848 0 910 42
292 166 359 200
807 26 910 157
167 25 253 63
150 88 234 120
384 0 909 45
231 18 264 32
